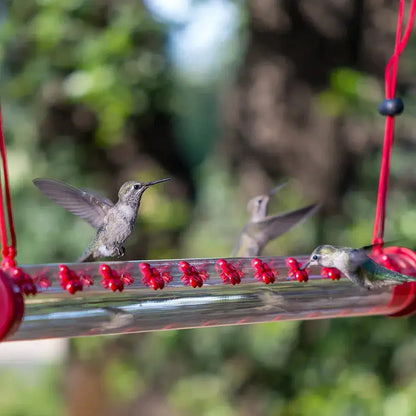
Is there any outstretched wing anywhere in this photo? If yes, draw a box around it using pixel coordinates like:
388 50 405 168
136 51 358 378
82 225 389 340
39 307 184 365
254 204 320 248
33 178 114 229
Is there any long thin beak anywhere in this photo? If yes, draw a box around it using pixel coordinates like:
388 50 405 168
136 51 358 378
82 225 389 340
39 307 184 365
299 260 310 270
145 178 171 187
269 182 287 196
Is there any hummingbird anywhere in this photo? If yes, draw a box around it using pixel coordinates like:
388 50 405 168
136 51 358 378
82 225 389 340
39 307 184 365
301 244 416 289
232 183 319 257
33 177 171 262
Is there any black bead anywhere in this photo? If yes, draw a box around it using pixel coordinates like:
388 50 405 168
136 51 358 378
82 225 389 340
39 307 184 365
378 98 404 116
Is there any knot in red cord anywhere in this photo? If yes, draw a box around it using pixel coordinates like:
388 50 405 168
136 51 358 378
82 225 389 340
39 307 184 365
1 246 16 268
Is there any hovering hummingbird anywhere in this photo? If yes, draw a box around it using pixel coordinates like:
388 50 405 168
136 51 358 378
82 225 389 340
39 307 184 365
33 177 171 262
302 244 416 289
233 183 319 257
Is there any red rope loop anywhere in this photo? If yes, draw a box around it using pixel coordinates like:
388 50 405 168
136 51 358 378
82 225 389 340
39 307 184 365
372 0 416 246
0 106 17 267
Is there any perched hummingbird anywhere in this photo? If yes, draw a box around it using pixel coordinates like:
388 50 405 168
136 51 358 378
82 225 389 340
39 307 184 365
233 184 319 257
33 177 171 262
302 244 416 289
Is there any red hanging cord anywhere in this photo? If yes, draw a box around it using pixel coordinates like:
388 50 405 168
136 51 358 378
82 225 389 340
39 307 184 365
372 0 416 247
0 106 17 267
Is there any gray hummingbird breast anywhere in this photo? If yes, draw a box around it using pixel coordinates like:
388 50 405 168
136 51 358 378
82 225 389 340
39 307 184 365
102 207 137 245
236 232 261 257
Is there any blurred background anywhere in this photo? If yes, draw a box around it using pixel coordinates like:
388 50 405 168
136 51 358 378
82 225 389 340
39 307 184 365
1 0 416 414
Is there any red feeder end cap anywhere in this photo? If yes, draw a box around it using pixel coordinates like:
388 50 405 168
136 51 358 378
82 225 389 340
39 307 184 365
0 270 24 341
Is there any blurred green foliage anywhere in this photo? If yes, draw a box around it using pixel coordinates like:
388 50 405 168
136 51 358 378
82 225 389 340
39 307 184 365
0 365 63 415
319 68 382 117
0 0 189 265
1 1 416 416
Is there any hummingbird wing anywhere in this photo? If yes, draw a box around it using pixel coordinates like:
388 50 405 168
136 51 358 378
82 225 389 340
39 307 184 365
253 204 320 249
33 178 114 229
360 255 416 287
81 188 114 207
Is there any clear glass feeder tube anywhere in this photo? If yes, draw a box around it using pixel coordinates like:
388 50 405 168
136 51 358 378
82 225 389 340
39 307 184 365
7 256 400 341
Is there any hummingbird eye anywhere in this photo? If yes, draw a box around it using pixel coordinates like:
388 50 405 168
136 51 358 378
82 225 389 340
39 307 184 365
133 184 140 190
312 255 318 260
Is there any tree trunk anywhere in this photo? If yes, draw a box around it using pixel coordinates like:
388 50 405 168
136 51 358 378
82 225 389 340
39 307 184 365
223 0 397 215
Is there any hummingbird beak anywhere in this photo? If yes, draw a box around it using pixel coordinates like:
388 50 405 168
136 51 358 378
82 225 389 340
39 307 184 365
299 260 310 270
144 178 171 188
269 182 287 196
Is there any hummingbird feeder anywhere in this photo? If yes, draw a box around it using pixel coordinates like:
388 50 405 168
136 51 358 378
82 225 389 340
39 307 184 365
1 0 416 342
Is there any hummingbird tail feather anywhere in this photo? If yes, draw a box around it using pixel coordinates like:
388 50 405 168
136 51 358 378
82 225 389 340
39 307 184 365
395 274 416 283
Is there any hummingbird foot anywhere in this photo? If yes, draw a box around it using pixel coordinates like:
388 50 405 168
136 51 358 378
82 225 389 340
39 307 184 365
116 247 126 258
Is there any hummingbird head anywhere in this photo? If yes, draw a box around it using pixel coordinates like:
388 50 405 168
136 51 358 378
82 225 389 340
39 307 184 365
247 194 270 221
118 178 171 206
301 245 341 269
246 183 286 222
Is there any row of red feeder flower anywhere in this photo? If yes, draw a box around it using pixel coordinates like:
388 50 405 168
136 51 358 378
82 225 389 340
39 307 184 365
6 257 342 296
